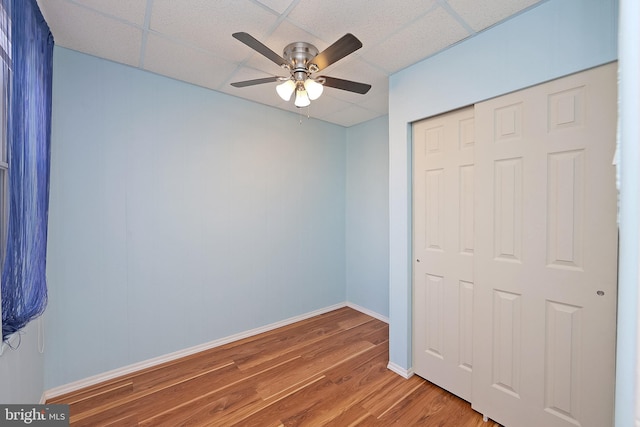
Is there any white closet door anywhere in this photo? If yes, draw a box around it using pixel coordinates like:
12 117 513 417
472 63 618 427
413 106 475 401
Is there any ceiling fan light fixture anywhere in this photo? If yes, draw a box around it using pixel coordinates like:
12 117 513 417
276 79 296 101
294 88 311 108
304 78 324 100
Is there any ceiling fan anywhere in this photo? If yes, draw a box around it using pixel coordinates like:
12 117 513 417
230 32 371 108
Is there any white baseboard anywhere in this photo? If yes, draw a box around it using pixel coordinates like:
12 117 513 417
43 301 388 401
387 361 414 379
345 302 389 323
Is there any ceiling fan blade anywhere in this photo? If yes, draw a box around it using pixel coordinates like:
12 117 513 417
232 32 286 66
320 76 371 94
310 34 363 71
230 76 279 88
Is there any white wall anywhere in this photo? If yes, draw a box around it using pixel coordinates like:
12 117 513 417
388 0 618 370
615 0 639 425
346 116 389 318
45 47 350 389
0 321 44 403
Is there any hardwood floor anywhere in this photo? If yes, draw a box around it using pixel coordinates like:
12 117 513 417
47 307 500 426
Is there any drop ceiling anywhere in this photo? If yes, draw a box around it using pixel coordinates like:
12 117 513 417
36 0 544 127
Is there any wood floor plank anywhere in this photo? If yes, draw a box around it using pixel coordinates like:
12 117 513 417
336 310 377 330
319 405 376 427
322 339 388 384
48 307 496 427
229 376 336 427
375 380 500 427
230 317 349 370
235 318 381 374
280 347 392 426
138 381 261 427
255 333 375 399
71 363 243 426
359 372 426 418
46 379 134 415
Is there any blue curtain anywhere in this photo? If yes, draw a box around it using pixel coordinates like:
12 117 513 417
1 0 53 341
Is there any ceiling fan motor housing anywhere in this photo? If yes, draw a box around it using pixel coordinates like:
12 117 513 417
283 42 319 81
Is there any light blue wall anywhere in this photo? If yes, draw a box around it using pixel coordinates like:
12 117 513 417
388 0 618 370
0 321 44 403
345 116 389 318
45 48 349 388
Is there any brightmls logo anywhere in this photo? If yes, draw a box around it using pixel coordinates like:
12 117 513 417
0 405 68 426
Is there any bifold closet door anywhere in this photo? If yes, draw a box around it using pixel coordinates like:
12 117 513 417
412 106 475 401
472 63 618 427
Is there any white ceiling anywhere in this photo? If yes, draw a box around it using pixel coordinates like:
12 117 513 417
36 0 544 127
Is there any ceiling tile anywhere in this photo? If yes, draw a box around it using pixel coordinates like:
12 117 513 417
323 58 389 104
67 0 148 26
319 103 384 127
291 93 353 119
361 5 470 73
37 0 142 67
255 0 297 15
361 91 390 116
446 0 542 32
150 0 279 62
144 33 238 91
327 76 389 116
287 0 438 46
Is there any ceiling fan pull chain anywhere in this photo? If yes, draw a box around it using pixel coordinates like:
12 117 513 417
297 106 311 124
